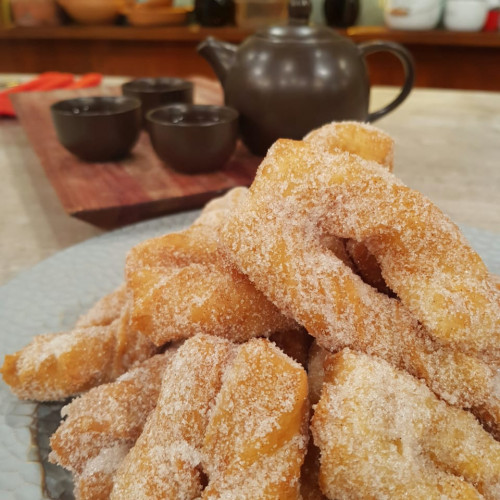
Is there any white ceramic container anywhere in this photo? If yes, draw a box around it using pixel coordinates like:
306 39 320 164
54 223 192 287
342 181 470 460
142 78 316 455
384 0 443 30
444 0 489 31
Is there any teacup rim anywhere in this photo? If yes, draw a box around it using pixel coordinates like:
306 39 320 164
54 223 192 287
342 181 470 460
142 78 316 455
51 96 141 117
122 77 194 94
146 103 239 128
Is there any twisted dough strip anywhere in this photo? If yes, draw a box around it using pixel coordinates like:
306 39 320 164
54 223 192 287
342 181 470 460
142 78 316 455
304 120 395 171
111 334 234 499
220 138 500 435
252 139 498 359
111 335 309 499
1 290 157 401
126 188 298 346
75 284 128 328
306 122 396 296
50 349 177 499
201 338 309 499
312 349 500 499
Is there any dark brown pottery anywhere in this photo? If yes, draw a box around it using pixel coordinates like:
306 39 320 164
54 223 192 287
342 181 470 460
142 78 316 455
50 96 141 162
122 78 194 126
198 0 415 156
147 104 239 174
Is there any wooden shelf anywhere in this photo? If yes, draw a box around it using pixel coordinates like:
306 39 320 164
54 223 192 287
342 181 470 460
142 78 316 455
0 24 253 42
0 24 499 90
0 24 498 46
346 26 500 48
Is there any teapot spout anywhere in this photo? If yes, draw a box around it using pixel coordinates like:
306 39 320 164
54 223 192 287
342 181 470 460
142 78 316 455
197 37 237 85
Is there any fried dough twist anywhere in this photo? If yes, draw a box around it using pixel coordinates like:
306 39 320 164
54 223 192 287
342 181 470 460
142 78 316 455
111 335 309 499
49 348 177 499
110 334 234 499
1 290 157 401
201 338 309 499
126 189 298 347
312 349 500 499
220 137 500 435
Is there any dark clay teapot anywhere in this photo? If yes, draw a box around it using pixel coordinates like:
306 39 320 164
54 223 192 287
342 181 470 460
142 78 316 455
198 0 415 156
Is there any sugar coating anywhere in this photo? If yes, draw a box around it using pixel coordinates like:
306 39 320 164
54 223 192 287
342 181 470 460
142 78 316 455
49 349 176 476
201 338 309 499
219 138 500 436
225 138 499 359
125 188 298 347
75 443 130 500
110 334 234 500
1 293 157 401
304 120 395 171
306 122 395 296
312 349 500 499
75 285 128 328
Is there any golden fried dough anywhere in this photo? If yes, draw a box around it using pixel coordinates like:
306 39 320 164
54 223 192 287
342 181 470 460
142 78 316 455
312 349 500 499
1 302 157 401
49 349 176 474
201 338 309 499
73 443 130 500
75 285 128 328
306 121 394 296
126 189 298 346
220 137 500 435
304 120 394 171
223 138 499 359
110 334 234 499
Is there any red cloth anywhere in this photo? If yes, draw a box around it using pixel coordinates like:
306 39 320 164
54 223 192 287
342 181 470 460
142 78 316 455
0 72 102 117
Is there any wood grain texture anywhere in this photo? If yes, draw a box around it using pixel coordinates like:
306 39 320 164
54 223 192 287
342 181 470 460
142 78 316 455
0 26 499 90
10 77 261 228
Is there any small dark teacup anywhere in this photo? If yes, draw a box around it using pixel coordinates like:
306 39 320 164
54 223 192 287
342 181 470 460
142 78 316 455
147 103 239 174
51 96 141 162
122 77 194 126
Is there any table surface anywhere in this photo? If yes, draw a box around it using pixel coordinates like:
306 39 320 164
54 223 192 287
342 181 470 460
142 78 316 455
1 77 499 285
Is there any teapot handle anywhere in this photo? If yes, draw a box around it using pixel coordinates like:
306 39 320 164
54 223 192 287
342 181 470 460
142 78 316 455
358 41 415 122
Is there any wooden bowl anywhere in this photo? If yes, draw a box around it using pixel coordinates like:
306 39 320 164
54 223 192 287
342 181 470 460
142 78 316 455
124 6 191 26
57 0 120 24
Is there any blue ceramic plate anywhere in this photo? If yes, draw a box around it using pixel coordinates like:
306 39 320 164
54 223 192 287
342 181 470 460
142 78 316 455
0 214 498 499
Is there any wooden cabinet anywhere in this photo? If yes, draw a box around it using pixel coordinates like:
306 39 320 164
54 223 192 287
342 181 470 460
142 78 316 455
0 25 499 90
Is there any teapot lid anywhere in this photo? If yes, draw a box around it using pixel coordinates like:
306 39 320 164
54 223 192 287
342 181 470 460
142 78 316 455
255 0 344 43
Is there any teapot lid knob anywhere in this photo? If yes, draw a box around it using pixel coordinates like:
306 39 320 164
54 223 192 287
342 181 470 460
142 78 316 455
288 0 311 24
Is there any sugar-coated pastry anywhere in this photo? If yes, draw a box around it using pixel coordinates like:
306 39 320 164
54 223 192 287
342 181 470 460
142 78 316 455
304 120 395 171
220 136 500 435
49 349 177 475
312 349 500 499
126 188 298 347
1 302 157 401
307 121 394 296
201 338 309 499
75 285 128 328
110 334 234 499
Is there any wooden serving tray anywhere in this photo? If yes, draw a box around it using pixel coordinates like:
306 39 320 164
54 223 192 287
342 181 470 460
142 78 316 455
11 77 261 228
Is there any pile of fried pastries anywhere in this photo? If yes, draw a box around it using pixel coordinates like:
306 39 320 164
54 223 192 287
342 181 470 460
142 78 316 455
2 122 500 500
